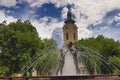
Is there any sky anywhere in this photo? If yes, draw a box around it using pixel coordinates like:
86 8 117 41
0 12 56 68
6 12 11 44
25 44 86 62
0 0 120 48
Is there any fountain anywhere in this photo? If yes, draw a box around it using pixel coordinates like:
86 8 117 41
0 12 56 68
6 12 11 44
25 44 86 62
56 42 80 75
19 8 120 80
22 8 119 76
55 9 88 76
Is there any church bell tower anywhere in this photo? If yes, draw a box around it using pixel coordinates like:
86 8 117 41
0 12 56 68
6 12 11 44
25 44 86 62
63 9 78 47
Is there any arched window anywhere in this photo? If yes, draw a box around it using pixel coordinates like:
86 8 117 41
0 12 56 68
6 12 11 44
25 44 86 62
74 33 75 40
66 33 68 40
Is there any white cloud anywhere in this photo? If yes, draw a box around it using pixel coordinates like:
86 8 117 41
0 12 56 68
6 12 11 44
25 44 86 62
91 27 120 41
0 0 17 7
64 0 120 40
114 13 120 22
78 28 92 39
31 20 51 39
0 10 16 24
52 28 63 48
26 0 120 23
1 0 120 47
31 16 63 39
26 0 49 7
26 0 69 8
61 7 68 20
70 0 120 25
25 0 120 26
26 0 120 45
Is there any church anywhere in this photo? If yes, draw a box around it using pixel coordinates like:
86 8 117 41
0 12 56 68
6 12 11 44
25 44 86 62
55 9 88 75
62 9 78 47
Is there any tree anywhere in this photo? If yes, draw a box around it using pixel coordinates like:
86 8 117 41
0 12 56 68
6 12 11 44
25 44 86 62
108 56 120 74
0 20 44 76
75 35 120 74
36 39 60 75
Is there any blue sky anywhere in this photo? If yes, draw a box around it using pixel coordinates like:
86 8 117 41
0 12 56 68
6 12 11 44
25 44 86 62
0 0 120 48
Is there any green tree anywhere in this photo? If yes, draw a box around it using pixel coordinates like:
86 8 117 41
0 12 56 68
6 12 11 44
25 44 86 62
0 20 44 76
108 56 120 74
36 39 60 75
75 35 120 74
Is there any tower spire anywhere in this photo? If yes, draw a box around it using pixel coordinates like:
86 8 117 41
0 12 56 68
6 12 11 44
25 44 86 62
67 9 72 20
63 8 78 47
65 8 75 24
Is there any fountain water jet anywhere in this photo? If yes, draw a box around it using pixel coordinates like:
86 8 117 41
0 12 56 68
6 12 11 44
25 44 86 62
56 43 82 75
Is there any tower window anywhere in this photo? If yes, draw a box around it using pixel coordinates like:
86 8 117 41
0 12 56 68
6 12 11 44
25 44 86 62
66 26 68 29
74 33 75 40
66 33 68 40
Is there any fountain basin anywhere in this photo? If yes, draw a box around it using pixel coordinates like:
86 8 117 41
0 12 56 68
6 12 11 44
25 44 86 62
0 74 119 80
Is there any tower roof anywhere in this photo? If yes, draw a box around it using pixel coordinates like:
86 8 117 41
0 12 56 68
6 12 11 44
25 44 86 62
64 9 75 24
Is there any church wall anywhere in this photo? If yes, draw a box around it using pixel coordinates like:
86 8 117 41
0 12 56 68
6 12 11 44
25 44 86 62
63 23 78 47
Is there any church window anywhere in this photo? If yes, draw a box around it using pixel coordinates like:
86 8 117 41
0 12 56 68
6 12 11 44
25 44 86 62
66 33 68 40
74 33 75 40
66 26 68 29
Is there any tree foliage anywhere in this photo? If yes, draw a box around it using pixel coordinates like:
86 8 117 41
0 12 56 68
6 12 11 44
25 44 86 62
0 20 44 76
76 35 120 74
36 39 60 75
0 20 60 76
